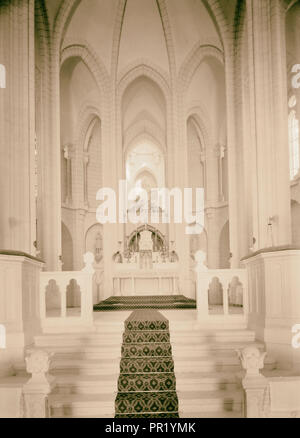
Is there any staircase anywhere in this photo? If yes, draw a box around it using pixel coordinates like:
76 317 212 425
170 326 276 418
26 316 276 418
115 309 178 418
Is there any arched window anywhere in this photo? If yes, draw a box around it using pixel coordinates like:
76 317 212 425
288 96 300 180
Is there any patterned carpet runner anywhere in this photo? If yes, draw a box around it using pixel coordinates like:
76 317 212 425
94 295 196 311
115 309 179 418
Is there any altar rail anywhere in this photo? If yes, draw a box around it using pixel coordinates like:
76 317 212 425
195 268 248 322
40 270 94 332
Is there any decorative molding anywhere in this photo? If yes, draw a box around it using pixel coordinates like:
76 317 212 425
110 0 127 80
76 104 101 153
178 43 224 95
52 0 81 53
117 59 171 94
205 0 230 54
124 116 166 154
156 0 177 81
60 42 110 108
186 105 213 153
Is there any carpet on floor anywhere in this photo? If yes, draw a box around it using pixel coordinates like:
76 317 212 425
115 309 179 418
93 295 196 311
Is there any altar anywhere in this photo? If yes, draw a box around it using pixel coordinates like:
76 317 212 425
112 264 179 296
112 227 179 296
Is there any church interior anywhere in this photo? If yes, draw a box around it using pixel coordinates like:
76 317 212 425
1 0 300 419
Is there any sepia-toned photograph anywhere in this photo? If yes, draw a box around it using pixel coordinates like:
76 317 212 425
0 0 300 422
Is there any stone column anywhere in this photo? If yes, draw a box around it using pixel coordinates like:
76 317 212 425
73 209 86 271
205 145 220 205
205 145 222 269
218 144 227 202
206 209 220 269
63 144 74 206
83 153 90 209
23 349 56 418
245 0 291 250
0 0 36 255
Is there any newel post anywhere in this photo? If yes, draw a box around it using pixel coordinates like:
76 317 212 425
22 349 56 418
237 347 269 418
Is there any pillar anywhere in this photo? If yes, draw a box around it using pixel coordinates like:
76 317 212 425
245 0 291 250
205 145 222 268
0 0 36 255
73 209 86 270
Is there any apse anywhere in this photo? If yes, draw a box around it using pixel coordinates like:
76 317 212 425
125 140 165 193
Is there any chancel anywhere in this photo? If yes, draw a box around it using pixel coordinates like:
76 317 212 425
1 0 300 419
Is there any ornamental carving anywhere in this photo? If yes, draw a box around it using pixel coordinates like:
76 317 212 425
237 346 267 376
25 349 51 375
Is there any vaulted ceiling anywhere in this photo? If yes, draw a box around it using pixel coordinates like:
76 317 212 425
44 0 235 78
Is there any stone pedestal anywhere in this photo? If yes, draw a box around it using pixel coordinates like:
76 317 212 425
0 252 44 377
23 349 56 418
237 346 268 418
243 248 300 370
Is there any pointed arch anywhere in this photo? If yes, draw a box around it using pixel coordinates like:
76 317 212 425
60 43 110 109
178 43 224 96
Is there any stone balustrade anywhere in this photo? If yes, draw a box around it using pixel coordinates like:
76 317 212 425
194 252 248 321
39 253 95 332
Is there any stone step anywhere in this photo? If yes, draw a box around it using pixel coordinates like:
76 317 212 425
27 342 265 363
182 411 244 418
125 319 169 332
50 359 120 376
53 375 119 395
178 390 243 414
34 333 123 347
43 346 121 361
34 329 256 347
118 372 176 392
175 371 241 392
49 394 115 418
173 355 275 373
52 372 243 395
121 342 172 358
171 341 265 357
170 330 256 343
115 391 178 415
123 330 170 344
120 357 175 374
